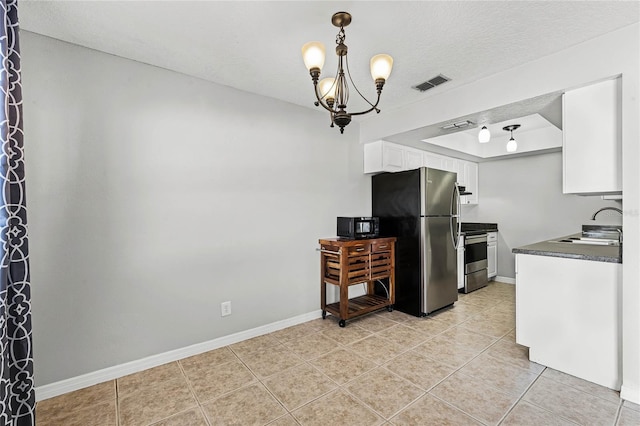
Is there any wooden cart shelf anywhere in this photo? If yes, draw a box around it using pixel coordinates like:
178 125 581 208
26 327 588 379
318 237 396 327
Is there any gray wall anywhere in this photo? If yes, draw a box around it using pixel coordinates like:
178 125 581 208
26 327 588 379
22 32 370 386
461 152 621 278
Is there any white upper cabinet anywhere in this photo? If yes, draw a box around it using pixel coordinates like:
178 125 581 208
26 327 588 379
562 78 622 195
363 140 479 204
455 160 478 205
404 147 424 170
424 152 446 170
461 161 478 205
363 140 404 173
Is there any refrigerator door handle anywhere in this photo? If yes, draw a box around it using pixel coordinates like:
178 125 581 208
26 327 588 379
457 184 462 246
450 184 462 250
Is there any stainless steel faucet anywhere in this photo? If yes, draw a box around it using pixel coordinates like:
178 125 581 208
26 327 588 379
591 207 623 220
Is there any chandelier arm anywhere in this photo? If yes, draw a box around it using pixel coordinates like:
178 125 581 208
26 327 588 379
348 92 382 116
344 54 377 109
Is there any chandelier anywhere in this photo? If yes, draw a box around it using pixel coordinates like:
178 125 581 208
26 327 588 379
301 12 393 134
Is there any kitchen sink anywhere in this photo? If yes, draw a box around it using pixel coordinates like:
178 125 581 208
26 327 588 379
552 236 620 246
582 224 622 240
550 225 622 246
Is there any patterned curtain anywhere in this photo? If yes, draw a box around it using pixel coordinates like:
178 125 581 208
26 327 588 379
0 0 35 424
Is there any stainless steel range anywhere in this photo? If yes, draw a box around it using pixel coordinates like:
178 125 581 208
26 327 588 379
463 232 488 293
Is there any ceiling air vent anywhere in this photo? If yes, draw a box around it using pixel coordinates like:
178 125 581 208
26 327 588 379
441 120 474 130
413 74 451 92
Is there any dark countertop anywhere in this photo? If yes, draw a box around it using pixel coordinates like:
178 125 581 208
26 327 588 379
461 222 498 236
512 233 622 263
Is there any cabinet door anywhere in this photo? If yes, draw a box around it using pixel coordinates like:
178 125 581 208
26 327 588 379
563 78 621 195
363 141 383 174
463 162 479 204
487 243 497 278
456 160 467 186
457 236 464 290
383 144 405 172
424 152 444 170
404 148 423 170
442 157 457 173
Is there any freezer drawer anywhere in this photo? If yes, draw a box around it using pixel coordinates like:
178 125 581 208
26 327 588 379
464 268 488 293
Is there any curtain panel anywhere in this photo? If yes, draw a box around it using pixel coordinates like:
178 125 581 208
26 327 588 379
0 0 35 424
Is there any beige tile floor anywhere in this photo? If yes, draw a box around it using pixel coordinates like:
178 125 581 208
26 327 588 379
36 281 640 426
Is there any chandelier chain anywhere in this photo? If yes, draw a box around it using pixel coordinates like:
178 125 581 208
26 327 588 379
336 26 346 45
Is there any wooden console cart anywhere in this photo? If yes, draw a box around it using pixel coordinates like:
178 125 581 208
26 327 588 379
318 237 396 327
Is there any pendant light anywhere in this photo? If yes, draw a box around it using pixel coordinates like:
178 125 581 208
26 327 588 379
478 126 491 143
503 124 520 152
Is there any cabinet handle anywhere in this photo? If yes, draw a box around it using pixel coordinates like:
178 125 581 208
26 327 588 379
356 248 365 252
378 245 388 249
316 248 339 254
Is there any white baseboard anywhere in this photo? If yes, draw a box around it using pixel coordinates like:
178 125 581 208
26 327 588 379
35 309 323 402
494 276 516 285
621 383 640 405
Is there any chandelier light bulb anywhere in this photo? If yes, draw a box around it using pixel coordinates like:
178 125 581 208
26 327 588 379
318 77 336 101
301 41 326 72
370 54 394 81
478 126 491 143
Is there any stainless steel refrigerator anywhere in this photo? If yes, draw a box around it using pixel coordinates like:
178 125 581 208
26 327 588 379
372 167 461 316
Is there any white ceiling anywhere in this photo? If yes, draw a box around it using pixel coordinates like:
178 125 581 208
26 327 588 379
19 1 640 138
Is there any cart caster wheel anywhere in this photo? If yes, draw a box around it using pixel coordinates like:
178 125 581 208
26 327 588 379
387 305 394 312
339 320 346 328
322 310 326 319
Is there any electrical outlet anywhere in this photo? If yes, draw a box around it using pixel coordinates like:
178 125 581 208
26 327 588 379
221 301 232 317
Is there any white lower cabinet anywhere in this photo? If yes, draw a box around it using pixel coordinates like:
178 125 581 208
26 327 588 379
515 254 622 390
487 232 497 279
457 235 464 290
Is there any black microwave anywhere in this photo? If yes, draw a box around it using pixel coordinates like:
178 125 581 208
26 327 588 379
337 217 379 239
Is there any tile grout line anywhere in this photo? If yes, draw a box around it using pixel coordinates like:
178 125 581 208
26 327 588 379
613 399 624 426
427 392 490 425
509 372 595 426
340 381 427 422
114 379 120 426
495 369 546 425
175 360 212 426
538 372 624 406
